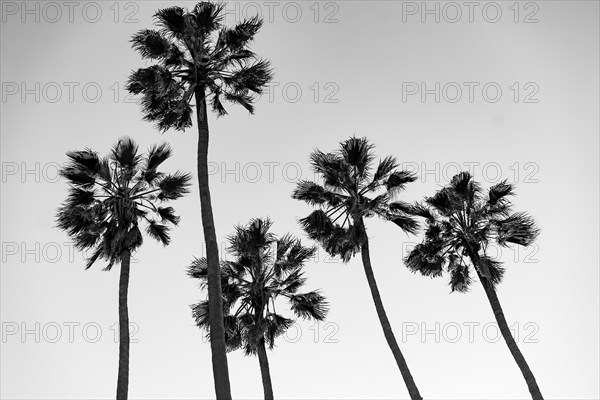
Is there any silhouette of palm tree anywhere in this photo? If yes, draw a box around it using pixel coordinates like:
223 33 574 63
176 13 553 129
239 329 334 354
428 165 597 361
292 136 423 400
56 137 191 400
406 171 543 399
188 218 328 400
127 4 272 396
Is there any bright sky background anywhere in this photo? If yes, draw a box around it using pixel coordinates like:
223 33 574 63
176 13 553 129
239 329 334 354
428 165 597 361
1 1 599 399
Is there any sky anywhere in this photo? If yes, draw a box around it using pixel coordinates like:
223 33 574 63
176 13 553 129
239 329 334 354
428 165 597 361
1 1 599 399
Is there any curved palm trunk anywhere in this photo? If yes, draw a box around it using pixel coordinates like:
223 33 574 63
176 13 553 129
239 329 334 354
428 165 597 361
358 220 422 400
256 338 274 400
194 87 232 400
475 269 544 399
116 249 131 400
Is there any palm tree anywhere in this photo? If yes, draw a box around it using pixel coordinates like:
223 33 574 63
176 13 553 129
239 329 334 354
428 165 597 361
126 3 272 396
56 137 191 400
405 171 543 399
292 136 423 400
188 218 328 400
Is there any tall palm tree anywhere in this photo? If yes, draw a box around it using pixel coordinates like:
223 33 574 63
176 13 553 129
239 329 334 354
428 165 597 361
126 3 272 396
292 136 423 400
56 137 191 400
405 171 543 399
188 218 328 400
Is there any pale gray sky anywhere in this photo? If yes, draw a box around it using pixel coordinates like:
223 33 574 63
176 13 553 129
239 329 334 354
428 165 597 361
1 1 599 399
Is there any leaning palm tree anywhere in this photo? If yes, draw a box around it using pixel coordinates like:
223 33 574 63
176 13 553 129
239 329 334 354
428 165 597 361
188 218 328 400
405 171 543 399
56 137 191 400
292 136 422 400
126 3 272 396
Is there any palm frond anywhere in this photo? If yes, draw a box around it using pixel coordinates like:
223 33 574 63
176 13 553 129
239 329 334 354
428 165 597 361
146 142 172 172
222 90 254 114
276 268 307 294
154 6 186 37
425 188 460 216
264 313 294 349
448 255 472 293
210 87 228 117
488 179 514 206
495 212 540 246
477 255 505 287
298 210 335 241
323 225 361 262
386 170 417 193
223 59 273 94
65 187 96 207
309 150 351 190
292 180 343 207
289 291 328 321
388 214 419 235
191 300 210 329
157 206 181 225
65 149 102 175
145 219 171 245
111 137 141 170
449 171 473 198
410 202 436 222
60 167 96 189
370 156 398 185
131 29 173 60
495 212 539 247
404 244 444 277
84 245 105 270
187 257 209 281
217 15 262 51
339 136 374 178
157 171 192 200
191 1 225 35
124 225 144 249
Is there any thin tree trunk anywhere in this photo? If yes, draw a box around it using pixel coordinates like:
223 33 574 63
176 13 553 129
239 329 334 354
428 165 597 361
475 269 544 399
116 249 131 400
357 219 422 400
194 86 232 400
256 338 274 400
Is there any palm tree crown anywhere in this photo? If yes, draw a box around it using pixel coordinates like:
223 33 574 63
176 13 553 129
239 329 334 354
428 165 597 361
292 136 423 399
126 1 273 132
292 136 419 261
56 137 192 269
188 218 328 354
405 171 540 291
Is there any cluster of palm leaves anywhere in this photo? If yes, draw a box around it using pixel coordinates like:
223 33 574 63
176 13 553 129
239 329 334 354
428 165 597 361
292 137 543 400
56 138 191 399
55 1 545 400
188 218 327 400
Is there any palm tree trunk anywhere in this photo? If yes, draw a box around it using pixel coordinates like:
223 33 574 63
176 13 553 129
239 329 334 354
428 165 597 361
116 249 131 400
475 269 544 399
256 338 274 400
194 86 232 400
357 219 422 400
